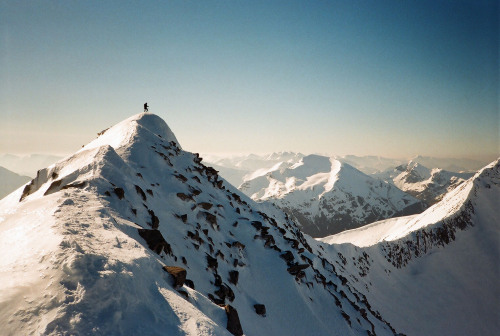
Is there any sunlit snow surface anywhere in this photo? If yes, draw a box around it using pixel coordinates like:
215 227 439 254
1 113 497 336
320 159 500 335
0 113 396 336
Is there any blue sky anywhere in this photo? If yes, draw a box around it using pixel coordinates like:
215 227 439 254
1 0 498 160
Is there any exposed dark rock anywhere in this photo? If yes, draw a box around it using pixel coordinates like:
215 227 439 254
213 273 222 287
198 202 213 210
184 279 195 289
146 189 153 196
215 284 235 302
254 304 266 316
251 221 263 230
61 181 86 190
208 294 225 305
228 270 239 285
187 231 204 245
135 185 147 201
174 174 188 182
44 179 63 195
206 254 218 269
199 211 218 229
280 251 295 263
148 209 159 229
287 264 310 275
176 193 193 202
231 241 245 249
138 229 172 255
216 250 225 260
162 266 187 288
114 187 125 199
104 191 111 197
225 305 244 336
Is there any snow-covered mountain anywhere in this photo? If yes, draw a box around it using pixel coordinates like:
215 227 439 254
320 159 500 335
0 153 63 177
374 161 474 205
239 154 426 237
202 152 304 187
0 166 31 200
0 113 397 336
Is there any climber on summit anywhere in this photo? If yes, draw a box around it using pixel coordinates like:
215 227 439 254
144 102 149 112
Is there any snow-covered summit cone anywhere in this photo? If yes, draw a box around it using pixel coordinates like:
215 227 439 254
239 154 425 237
320 159 500 335
0 113 398 335
374 160 474 206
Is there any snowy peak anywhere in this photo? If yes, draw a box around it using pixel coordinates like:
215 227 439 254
83 112 180 153
1 113 398 336
375 160 474 205
239 154 425 237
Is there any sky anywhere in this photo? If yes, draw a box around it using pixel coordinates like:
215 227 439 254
1 0 498 161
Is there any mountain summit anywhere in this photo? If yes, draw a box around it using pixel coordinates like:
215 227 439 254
0 113 397 335
239 154 425 237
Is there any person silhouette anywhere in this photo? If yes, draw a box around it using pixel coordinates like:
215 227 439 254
144 103 149 112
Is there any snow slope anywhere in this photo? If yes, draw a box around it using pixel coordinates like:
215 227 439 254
374 161 474 206
0 166 31 199
240 155 425 237
319 159 500 335
0 113 397 336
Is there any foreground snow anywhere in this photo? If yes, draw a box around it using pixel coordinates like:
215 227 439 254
0 113 396 336
320 159 500 335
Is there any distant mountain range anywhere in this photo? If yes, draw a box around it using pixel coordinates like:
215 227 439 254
0 153 63 177
0 166 31 200
239 154 426 237
374 161 474 206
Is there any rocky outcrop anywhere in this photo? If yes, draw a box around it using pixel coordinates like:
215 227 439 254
162 266 187 288
225 305 243 336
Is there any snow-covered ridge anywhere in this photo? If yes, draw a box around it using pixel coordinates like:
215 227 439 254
318 158 500 335
321 159 499 248
1 113 398 336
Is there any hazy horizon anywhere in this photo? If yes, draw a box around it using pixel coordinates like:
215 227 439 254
1 1 498 161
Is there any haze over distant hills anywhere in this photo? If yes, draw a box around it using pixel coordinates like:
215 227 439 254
0 153 63 177
0 166 31 200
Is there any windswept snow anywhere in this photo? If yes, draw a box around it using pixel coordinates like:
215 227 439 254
0 113 397 336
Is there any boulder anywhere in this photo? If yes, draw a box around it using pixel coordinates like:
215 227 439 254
287 264 310 275
138 229 172 255
162 266 187 288
113 187 125 199
254 304 266 316
228 270 239 285
225 305 243 336
198 202 213 210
